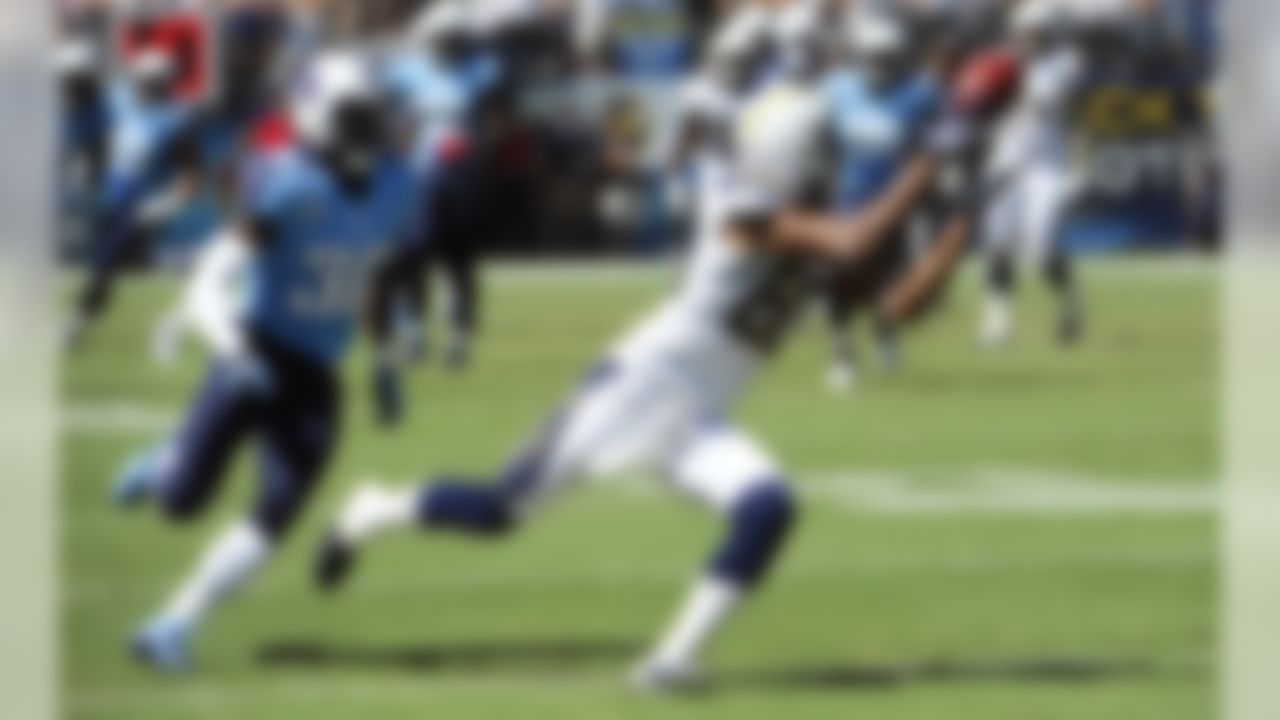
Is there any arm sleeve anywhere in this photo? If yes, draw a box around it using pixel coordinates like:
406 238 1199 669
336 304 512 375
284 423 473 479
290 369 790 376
184 228 256 358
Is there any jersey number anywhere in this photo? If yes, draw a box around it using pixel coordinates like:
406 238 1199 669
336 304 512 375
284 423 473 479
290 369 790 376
291 247 375 318
726 256 812 354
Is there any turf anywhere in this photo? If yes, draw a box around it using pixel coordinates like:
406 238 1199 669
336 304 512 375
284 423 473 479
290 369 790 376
62 259 1218 719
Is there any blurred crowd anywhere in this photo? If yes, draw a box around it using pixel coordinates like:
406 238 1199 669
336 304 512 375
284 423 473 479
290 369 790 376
55 0 1220 264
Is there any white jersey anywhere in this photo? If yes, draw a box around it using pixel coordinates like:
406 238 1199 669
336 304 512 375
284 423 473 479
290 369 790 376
613 81 828 415
504 83 829 508
983 45 1085 263
674 72 745 236
988 45 1084 179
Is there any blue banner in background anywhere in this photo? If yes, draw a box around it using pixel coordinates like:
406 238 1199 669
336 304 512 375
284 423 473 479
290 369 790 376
1063 75 1199 252
1062 0 1218 253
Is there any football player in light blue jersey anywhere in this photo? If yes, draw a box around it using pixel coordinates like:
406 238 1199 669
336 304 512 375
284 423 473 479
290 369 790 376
381 0 503 369
65 48 204 351
820 11 941 392
111 52 417 673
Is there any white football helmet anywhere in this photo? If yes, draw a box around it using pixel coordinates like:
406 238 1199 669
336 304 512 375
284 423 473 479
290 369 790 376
292 51 388 179
292 51 379 148
735 82 827 202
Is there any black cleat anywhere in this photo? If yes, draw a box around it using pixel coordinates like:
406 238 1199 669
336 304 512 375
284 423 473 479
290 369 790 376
315 531 357 592
1057 307 1085 347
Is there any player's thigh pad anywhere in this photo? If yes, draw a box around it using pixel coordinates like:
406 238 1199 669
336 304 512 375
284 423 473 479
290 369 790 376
507 361 697 511
667 425 783 514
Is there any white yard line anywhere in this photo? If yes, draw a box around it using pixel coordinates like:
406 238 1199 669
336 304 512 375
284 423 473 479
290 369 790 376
64 401 1216 516
66 467 1212 605
483 256 1218 287
802 469 1217 516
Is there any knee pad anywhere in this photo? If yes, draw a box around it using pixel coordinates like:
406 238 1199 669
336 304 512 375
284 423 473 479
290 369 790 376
422 481 516 536
711 481 799 588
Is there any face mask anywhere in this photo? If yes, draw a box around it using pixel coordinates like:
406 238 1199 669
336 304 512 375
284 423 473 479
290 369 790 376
326 100 387 189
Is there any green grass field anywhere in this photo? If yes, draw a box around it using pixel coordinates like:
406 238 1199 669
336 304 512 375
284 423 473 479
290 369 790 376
63 259 1218 719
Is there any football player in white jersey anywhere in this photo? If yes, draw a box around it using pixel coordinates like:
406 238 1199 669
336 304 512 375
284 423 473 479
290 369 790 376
979 0 1087 347
311 41 964 691
667 5 771 233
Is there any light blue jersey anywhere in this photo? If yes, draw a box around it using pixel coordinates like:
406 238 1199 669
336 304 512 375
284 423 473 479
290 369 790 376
824 70 940 211
102 82 199 212
241 148 417 367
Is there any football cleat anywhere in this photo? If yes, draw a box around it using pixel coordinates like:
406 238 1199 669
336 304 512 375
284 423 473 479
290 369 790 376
825 362 858 395
630 657 710 695
112 446 168 509
132 617 194 674
314 531 357 592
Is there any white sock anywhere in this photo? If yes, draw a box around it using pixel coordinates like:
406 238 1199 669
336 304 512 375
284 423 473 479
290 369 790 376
982 293 1013 342
649 576 744 669
161 522 271 629
338 484 419 544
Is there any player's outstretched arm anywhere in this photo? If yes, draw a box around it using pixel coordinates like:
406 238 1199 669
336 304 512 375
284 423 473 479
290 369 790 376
879 213 975 326
769 153 942 261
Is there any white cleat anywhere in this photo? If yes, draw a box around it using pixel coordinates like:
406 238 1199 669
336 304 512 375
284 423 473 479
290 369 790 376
825 362 858 395
630 657 709 695
980 299 1013 349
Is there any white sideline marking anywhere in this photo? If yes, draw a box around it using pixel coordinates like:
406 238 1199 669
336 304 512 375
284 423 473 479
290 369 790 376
484 256 1218 287
62 401 175 435
66 468 1213 605
607 468 1215 516
802 470 1217 516
63 401 1214 515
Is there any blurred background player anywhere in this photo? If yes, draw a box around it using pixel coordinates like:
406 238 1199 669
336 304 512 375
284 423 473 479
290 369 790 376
64 45 203 351
819 7 941 392
57 37 112 252
383 0 505 369
109 52 416 672
978 0 1086 348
